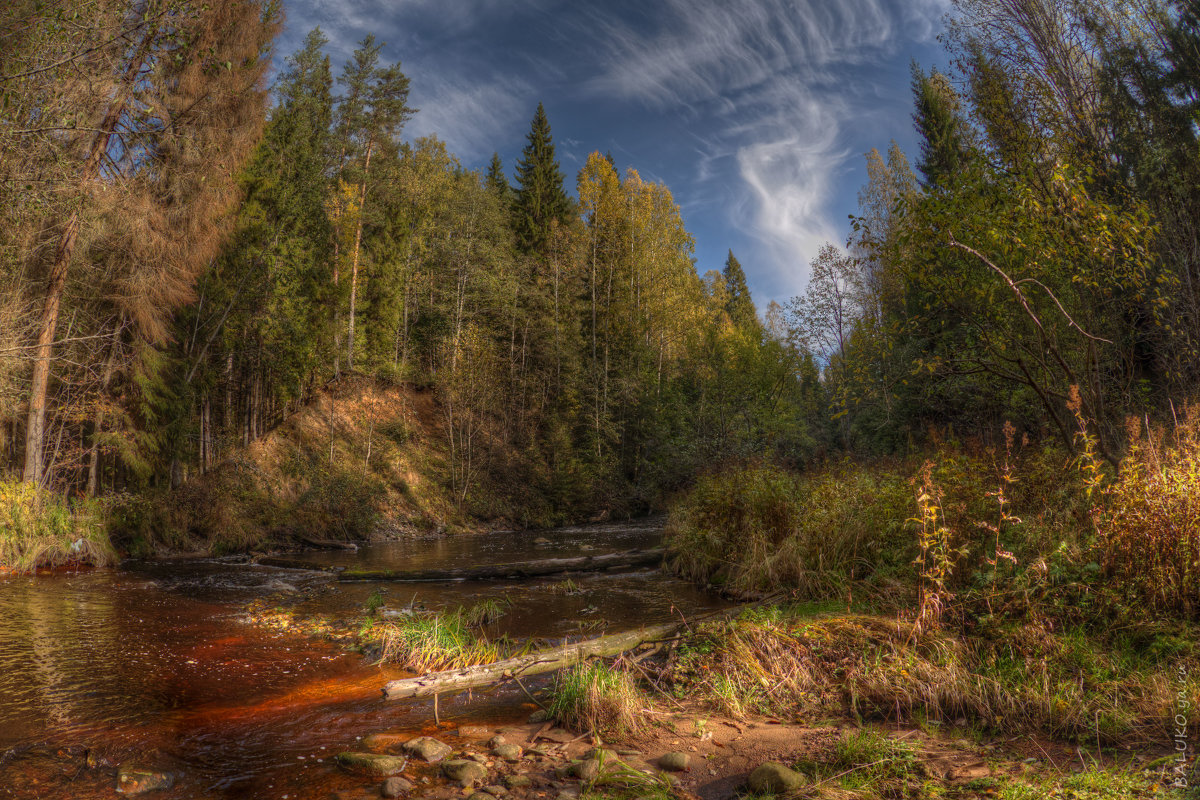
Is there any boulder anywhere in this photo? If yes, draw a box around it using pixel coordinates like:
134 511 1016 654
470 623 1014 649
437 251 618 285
569 759 600 782
492 744 523 762
659 752 689 772
381 776 414 797
402 737 453 763
441 759 489 787
582 748 618 762
364 733 409 751
336 752 408 777
503 775 532 789
115 764 174 795
747 762 808 793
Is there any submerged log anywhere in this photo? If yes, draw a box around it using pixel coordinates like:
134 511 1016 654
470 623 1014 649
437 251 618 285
256 556 343 572
339 548 664 583
382 620 681 699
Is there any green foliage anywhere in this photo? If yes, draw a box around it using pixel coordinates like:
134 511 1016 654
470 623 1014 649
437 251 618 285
548 660 648 737
666 461 912 598
513 102 573 254
0 481 114 572
372 604 505 672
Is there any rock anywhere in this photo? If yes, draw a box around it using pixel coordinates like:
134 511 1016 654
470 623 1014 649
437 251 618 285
442 759 489 787
484 785 508 796
468 793 494 800
458 726 492 739
403 737 454 763
115 764 174 795
527 709 551 724
382 776 414 797
570 759 600 782
503 775 532 789
533 537 552 545
364 733 410 751
582 748 618 762
553 764 572 780
467 753 490 764
488 735 508 748
747 763 808 794
336 752 409 777
493 744 523 762
556 789 580 800
659 752 689 772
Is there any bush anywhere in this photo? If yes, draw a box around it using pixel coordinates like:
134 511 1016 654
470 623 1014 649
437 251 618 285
665 461 912 598
548 660 648 737
0 481 115 571
1096 414 1200 615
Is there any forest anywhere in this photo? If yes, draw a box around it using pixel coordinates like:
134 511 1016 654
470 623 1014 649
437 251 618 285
3 1 1200 798
0 0 1194 572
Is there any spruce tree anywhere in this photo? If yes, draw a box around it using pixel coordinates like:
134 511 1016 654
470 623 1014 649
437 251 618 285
485 152 512 205
911 64 969 185
722 250 760 331
513 102 572 254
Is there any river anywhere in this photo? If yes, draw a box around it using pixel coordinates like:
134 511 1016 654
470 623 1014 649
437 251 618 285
0 519 727 799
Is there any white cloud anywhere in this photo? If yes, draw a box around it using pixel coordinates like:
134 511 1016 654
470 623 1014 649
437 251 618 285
405 74 534 163
587 0 949 297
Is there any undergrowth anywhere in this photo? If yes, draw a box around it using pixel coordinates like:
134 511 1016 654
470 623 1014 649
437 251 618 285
548 660 649 738
0 481 115 571
661 606 1198 747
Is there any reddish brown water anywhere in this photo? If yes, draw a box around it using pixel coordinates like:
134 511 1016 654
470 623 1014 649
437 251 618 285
0 520 726 798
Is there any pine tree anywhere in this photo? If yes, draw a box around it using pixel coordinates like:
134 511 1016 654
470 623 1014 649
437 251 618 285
513 102 572 254
485 152 512 205
722 250 760 331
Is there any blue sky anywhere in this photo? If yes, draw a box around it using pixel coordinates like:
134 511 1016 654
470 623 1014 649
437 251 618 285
277 0 952 306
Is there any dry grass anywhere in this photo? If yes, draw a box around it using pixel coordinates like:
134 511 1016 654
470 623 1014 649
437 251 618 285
371 604 506 672
663 607 1198 747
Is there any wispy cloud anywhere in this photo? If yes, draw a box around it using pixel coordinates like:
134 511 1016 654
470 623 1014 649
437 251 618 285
587 0 949 297
406 74 534 163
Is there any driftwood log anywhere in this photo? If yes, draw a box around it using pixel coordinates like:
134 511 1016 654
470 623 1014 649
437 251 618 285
382 620 681 699
339 548 663 583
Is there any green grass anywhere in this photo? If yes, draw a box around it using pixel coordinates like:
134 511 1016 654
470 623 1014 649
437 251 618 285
0 481 115 572
371 603 507 672
548 660 649 738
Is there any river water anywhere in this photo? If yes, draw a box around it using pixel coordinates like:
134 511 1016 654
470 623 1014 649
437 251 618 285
0 520 725 799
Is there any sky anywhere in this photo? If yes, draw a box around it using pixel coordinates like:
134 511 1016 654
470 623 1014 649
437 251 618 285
277 0 953 307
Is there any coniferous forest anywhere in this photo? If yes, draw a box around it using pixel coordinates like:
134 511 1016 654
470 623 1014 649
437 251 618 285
5 3 1200 797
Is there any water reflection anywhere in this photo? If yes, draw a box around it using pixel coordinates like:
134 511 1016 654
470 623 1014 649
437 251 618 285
0 520 727 798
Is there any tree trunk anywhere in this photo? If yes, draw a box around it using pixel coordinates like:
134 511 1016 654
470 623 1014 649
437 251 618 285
22 27 154 484
347 138 374 371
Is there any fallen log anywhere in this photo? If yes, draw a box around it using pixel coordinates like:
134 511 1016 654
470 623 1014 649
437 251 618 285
256 556 344 572
339 548 663 583
382 620 681 699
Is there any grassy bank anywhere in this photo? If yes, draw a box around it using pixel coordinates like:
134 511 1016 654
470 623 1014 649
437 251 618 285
0 481 115 573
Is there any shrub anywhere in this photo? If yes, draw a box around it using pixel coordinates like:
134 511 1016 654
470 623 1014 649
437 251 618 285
548 660 648 737
0 481 115 572
1095 413 1200 615
665 461 912 599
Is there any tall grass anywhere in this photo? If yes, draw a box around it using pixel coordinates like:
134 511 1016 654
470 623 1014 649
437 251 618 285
0 481 115 572
1095 411 1200 615
664 609 1196 746
548 660 648 737
373 603 505 672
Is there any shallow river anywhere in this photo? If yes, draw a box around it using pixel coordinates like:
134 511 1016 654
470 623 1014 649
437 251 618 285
0 519 727 799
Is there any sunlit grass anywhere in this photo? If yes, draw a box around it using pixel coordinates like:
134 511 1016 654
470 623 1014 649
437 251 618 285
0 481 115 572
